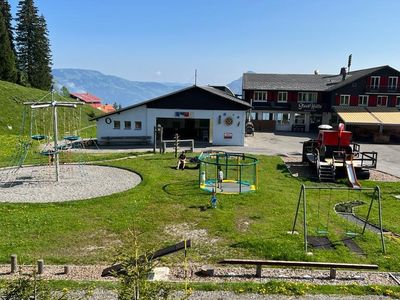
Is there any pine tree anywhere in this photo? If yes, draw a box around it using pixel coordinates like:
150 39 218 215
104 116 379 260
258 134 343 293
0 0 15 54
30 15 52 90
0 9 17 82
15 0 52 90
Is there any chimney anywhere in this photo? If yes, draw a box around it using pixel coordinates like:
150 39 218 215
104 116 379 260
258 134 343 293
340 67 347 81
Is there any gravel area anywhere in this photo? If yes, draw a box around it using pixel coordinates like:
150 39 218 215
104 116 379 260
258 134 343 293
0 264 396 299
0 264 395 286
49 290 395 300
0 164 141 203
170 265 395 286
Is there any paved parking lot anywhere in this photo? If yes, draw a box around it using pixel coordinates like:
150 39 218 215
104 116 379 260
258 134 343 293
211 132 400 178
85 132 400 178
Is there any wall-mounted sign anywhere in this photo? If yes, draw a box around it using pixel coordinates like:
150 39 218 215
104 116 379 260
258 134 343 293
105 117 112 124
297 103 322 112
224 116 233 126
175 112 192 118
224 132 233 139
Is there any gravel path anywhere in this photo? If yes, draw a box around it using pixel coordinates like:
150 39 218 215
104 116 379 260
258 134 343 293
0 264 396 299
0 164 141 203
53 290 395 300
0 264 395 286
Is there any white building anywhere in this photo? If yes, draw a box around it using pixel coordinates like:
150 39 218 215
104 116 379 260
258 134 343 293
93 85 252 146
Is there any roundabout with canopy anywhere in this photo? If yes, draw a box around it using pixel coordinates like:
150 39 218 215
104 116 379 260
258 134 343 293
198 151 258 194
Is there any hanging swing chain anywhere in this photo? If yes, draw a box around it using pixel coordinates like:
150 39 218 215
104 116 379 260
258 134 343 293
326 188 332 231
316 189 322 230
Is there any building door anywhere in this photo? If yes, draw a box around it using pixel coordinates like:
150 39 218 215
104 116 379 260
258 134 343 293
310 114 322 132
156 118 210 141
275 112 292 131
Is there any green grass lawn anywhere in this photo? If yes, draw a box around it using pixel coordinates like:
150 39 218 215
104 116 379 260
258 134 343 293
0 81 98 138
0 148 400 272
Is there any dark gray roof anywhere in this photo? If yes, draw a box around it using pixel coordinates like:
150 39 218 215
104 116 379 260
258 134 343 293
200 85 250 106
92 85 251 120
243 66 389 92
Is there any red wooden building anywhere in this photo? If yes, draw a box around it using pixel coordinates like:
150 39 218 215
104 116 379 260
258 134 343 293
70 92 116 113
242 65 400 142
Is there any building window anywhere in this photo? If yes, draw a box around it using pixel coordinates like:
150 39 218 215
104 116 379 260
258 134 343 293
397 96 400 107
250 112 257 120
340 95 350 106
294 113 305 125
134 121 142 130
124 121 131 129
113 120 121 129
253 91 267 102
278 91 288 103
276 113 290 125
389 76 398 90
370 76 380 89
261 112 273 120
377 96 388 106
298 92 317 103
358 95 369 106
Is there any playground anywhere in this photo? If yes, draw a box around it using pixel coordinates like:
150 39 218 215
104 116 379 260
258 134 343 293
2 108 400 295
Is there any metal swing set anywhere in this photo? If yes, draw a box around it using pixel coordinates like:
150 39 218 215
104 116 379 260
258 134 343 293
291 184 386 253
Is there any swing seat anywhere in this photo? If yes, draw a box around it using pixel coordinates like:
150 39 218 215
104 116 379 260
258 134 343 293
31 134 48 141
316 228 328 235
40 150 58 156
56 144 69 150
345 231 358 237
64 135 80 141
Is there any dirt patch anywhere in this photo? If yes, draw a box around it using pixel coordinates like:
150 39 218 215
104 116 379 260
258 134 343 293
236 218 250 232
164 223 219 245
281 157 316 180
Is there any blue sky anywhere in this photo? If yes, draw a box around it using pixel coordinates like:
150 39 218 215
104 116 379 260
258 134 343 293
8 0 400 84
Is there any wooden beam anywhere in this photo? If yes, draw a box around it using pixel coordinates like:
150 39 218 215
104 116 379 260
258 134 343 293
218 259 378 270
102 240 191 277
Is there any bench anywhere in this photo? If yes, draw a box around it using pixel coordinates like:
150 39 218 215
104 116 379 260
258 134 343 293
218 258 378 279
162 139 194 153
100 136 151 145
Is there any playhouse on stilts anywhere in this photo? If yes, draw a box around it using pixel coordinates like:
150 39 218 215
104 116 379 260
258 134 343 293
302 123 378 188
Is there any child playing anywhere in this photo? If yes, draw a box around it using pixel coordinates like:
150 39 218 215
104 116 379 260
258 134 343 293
210 189 217 208
217 167 223 192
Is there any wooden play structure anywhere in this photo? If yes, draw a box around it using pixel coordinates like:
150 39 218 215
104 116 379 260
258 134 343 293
302 123 377 188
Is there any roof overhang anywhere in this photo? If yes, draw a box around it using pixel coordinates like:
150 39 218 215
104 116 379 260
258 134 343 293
333 106 400 126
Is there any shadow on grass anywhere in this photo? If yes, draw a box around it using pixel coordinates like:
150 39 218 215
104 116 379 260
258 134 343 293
144 157 173 161
276 163 290 174
189 204 210 212
162 180 201 196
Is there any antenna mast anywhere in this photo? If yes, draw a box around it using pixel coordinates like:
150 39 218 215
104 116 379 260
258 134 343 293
194 69 197 86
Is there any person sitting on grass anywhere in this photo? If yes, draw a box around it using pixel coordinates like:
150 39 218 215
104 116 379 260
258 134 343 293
176 151 187 170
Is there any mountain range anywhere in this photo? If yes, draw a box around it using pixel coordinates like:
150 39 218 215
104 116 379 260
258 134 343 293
53 69 243 108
